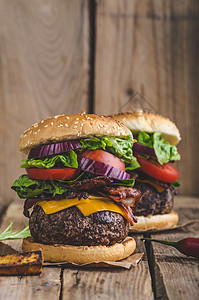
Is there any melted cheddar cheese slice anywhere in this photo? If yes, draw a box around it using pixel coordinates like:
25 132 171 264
37 196 127 218
137 179 165 193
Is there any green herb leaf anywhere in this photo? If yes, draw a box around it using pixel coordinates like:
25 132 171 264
0 222 31 241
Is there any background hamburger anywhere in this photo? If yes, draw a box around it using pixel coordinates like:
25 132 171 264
11 113 141 264
112 111 181 232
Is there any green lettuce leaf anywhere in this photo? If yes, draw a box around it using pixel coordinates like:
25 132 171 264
112 178 135 187
11 175 67 198
21 150 78 169
80 135 139 170
171 180 180 188
137 131 180 165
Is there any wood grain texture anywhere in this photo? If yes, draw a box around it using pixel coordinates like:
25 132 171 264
62 238 154 300
94 0 199 196
0 0 90 205
150 196 199 300
0 267 61 300
0 201 61 300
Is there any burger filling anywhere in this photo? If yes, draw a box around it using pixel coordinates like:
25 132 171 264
12 135 142 245
130 131 181 216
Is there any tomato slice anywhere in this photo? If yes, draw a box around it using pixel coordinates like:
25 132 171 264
135 155 180 183
26 168 79 180
80 149 125 172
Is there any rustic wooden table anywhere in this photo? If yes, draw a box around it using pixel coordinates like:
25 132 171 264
0 196 198 300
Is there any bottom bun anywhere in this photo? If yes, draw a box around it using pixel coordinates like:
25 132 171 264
22 236 136 264
130 211 179 232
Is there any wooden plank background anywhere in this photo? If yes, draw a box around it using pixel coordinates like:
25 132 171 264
0 0 199 206
0 0 90 204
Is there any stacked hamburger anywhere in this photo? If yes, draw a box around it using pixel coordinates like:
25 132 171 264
112 112 181 231
12 113 142 264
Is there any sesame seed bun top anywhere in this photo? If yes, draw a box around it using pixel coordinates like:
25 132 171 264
111 111 181 145
19 113 133 155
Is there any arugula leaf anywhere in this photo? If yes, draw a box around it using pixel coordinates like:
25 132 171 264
11 175 66 198
0 222 31 241
137 131 180 165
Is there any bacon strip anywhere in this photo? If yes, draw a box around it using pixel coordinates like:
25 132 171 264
119 203 138 226
57 176 114 190
99 186 142 207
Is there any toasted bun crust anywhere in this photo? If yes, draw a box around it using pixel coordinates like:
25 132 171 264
129 211 179 232
19 113 132 155
22 236 136 264
112 112 181 145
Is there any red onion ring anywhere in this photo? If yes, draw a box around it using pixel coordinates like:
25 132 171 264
28 140 82 159
133 143 156 158
77 156 130 180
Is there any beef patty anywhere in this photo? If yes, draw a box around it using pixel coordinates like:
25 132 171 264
132 182 174 216
29 205 129 246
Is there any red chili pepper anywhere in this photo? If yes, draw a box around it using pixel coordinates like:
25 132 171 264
142 237 199 259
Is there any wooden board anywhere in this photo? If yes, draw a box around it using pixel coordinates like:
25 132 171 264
0 268 61 300
0 0 90 205
150 196 199 300
0 201 61 300
94 0 199 196
62 238 154 300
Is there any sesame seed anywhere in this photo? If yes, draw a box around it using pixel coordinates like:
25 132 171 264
33 123 38 128
37 129 40 132
66 116 69 119
33 132 37 135
81 123 84 127
73 126 78 129
30 142 32 145
74 121 78 124
23 134 27 137
65 124 68 127
44 125 48 128
41 120 44 123
97 125 101 129
77 133 80 136
51 122 53 125
59 124 63 127
54 115 59 119
76 117 79 120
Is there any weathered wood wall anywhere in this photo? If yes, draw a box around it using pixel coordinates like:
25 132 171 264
94 0 199 196
0 0 198 206
0 0 90 206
